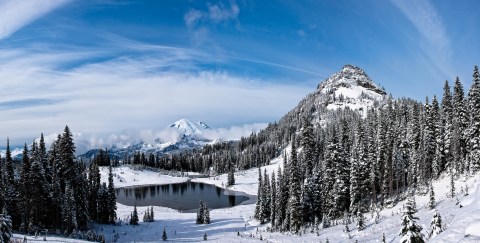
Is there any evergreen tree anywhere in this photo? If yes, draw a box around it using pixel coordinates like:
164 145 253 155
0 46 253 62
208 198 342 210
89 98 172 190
288 136 303 233
442 80 453 170
261 169 271 221
19 144 31 232
429 210 443 238
88 160 100 221
452 77 468 174
301 118 316 178
28 142 49 231
270 173 277 228
97 183 109 223
203 233 207 240
0 207 12 243
203 202 210 224
467 66 480 171
399 197 424 243
197 201 205 224
130 204 139 225
150 206 154 222
227 165 235 187
429 183 435 210
162 227 167 241
107 164 117 224
254 167 263 221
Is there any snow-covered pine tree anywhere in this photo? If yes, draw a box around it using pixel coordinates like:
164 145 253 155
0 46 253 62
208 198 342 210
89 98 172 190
28 141 49 231
203 202 210 224
275 167 284 229
130 204 139 225
333 120 351 217
150 206 154 222
452 77 468 174
429 183 435 209
254 167 263 221
449 167 456 198
97 183 109 223
423 97 436 182
107 164 117 224
288 135 303 233
429 210 443 238
19 143 31 232
301 117 316 178
143 209 150 222
196 200 204 224
0 207 12 243
270 172 276 228
467 66 480 172
431 96 444 179
227 164 235 187
399 197 424 243
87 159 100 221
261 169 271 221
442 80 453 170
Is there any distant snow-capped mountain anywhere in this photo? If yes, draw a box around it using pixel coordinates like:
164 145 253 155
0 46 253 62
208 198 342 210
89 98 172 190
80 119 213 160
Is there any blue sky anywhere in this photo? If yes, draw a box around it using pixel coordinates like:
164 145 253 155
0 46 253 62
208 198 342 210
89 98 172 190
0 0 479 151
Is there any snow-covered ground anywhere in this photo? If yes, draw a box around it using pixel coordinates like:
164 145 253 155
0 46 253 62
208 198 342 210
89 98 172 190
12 152 480 242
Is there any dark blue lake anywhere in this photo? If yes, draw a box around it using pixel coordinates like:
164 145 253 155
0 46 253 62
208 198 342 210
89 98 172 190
115 181 251 211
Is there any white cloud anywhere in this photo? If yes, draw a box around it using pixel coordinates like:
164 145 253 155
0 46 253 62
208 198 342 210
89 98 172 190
391 0 453 77
0 0 69 40
0 47 311 151
207 1 239 23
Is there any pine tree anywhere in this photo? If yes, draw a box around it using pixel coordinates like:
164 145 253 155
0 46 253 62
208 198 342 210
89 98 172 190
288 136 303 233
0 207 12 243
429 210 443 238
429 183 435 209
227 164 235 187
88 160 100 221
270 173 277 228
203 202 210 224
301 118 316 178
162 227 167 241
107 164 117 224
467 66 480 171
28 142 49 231
442 80 453 170
19 143 31 232
452 77 468 174
399 197 424 243
150 206 154 222
97 183 109 223
203 233 207 241
261 169 271 221
143 209 150 222
197 200 204 224
449 168 455 198
254 167 263 221
130 204 139 225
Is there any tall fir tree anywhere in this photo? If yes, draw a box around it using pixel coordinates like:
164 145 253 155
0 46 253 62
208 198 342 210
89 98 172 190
107 164 117 224
288 135 303 233
467 66 480 171
399 197 424 243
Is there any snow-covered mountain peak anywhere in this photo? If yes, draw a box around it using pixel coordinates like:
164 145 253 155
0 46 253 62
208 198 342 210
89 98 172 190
168 119 210 136
318 64 386 98
313 64 386 116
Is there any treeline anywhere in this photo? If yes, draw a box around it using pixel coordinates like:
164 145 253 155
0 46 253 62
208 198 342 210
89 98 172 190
0 126 116 237
252 66 480 233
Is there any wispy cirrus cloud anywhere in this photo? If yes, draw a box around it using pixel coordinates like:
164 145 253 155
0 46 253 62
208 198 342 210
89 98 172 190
0 44 311 152
0 0 70 40
390 0 453 77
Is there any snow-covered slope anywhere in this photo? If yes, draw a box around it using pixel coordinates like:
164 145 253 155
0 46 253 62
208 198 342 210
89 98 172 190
80 119 213 159
318 64 386 116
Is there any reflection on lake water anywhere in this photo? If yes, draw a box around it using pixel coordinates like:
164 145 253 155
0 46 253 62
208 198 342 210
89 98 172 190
115 181 250 211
